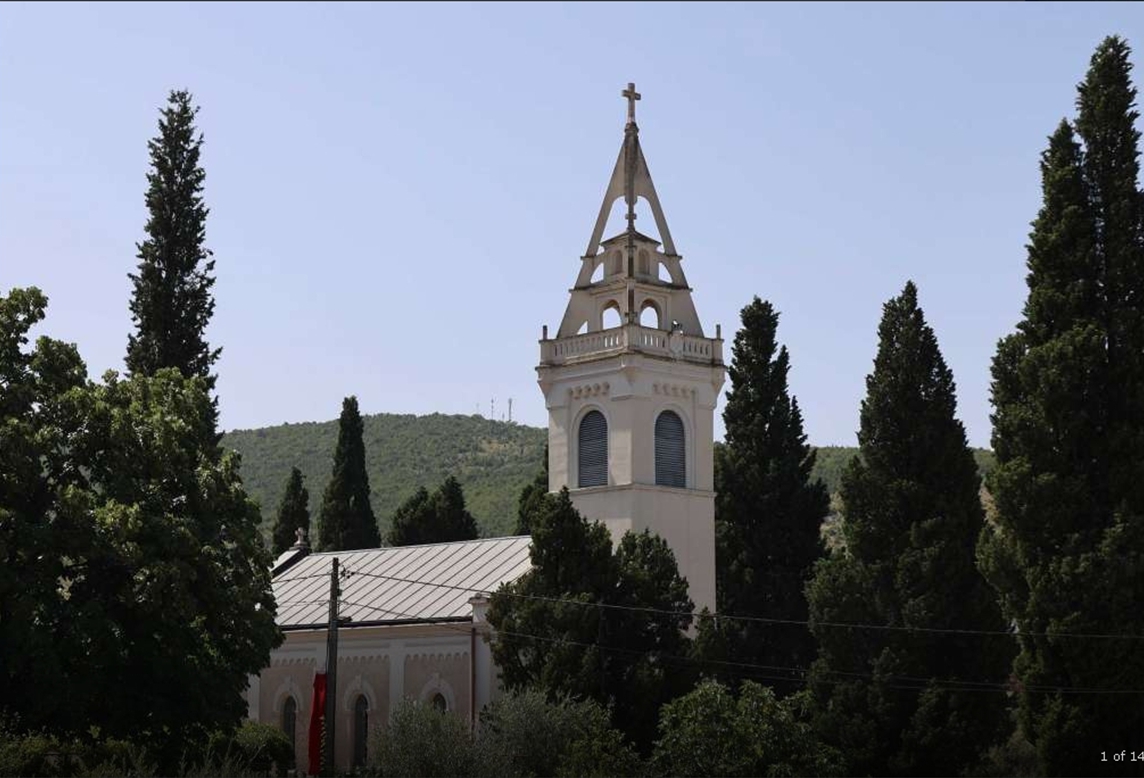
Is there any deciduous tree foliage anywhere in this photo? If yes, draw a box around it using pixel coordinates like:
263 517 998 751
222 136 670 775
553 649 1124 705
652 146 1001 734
317 396 380 551
271 466 310 555
807 282 1012 776
0 288 280 768
488 488 692 752
125 91 220 410
652 680 844 778
706 296 829 690
981 36 1144 778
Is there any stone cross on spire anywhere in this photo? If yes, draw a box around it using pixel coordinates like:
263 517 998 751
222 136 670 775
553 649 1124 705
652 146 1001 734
623 82 641 125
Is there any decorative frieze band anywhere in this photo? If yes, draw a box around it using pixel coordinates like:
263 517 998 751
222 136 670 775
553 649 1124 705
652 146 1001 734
653 382 696 398
569 382 611 399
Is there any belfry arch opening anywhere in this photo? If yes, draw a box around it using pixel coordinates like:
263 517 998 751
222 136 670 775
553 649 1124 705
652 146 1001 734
639 301 661 329
602 302 623 329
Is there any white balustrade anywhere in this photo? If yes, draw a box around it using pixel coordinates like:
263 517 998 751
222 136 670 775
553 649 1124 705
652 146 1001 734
541 325 721 365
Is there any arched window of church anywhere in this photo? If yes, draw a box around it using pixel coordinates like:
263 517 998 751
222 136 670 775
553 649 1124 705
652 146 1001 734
638 249 650 276
352 695 369 767
655 411 686 488
281 696 297 755
431 692 447 713
578 410 608 488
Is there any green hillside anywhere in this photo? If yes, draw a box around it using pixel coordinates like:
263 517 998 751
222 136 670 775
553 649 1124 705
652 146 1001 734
224 413 996 542
223 413 546 540
811 445 996 495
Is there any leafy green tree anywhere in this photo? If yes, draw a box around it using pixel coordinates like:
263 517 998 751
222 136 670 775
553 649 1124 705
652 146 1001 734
807 282 1012 776
316 396 380 551
652 680 844 778
125 91 220 406
0 288 280 769
488 489 692 752
387 476 479 546
981 36 1144 777
709 296 829 689
271 467 310 555
515 442 549 535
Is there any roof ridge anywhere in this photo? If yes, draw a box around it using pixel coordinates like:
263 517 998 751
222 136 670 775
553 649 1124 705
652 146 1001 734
304 534 531 556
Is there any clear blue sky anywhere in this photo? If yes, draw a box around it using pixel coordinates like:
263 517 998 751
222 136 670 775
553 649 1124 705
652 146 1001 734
4 2 1143 447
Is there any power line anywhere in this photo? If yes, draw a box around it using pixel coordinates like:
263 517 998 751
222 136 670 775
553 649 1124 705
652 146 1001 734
299 566 1144 643
319 584 1144 697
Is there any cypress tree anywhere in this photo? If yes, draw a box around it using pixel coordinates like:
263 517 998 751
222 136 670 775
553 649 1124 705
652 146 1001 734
125 90 220 404
271 467 310 555
981 36 1144 777
387 486 433 547
387 477 479 547
808 282 1012 776
515 442 549 535
710 297 829 689
317 396 380 551
431 475 479 542
488 488 692 752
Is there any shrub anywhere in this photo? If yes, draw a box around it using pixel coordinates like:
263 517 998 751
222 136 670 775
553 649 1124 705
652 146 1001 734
368 699 480 777
476 689 642 778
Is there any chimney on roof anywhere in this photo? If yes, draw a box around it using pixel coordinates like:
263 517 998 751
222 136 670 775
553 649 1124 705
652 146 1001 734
293 526 311 552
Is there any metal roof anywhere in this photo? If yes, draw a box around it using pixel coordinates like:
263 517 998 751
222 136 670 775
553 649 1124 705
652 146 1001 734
272 536 533 629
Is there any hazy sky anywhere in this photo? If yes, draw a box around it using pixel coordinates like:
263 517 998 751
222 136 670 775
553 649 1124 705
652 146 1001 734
4 2 1143 446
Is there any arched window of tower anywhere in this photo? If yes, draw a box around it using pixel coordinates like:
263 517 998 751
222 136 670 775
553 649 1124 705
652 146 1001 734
658 260 672 283
639 301 661 329
638 249 650 276
590 261 604 284
578 410 608 487
655 410 686 488
602 302 623 330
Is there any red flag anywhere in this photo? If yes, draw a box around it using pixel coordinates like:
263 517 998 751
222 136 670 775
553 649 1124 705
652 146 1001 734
308 671 327 776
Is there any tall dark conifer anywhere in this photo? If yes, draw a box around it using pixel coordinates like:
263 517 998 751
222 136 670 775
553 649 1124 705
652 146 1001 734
272 467 310 555
708 297 829 688
317 396 380 551
515 442 549 536
982 36 1144 777
125 90 220 414
387 476 479 547
489 489 693 753
807 282 1011 776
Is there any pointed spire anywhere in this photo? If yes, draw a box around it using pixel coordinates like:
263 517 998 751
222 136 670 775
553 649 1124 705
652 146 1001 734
584 83 678 258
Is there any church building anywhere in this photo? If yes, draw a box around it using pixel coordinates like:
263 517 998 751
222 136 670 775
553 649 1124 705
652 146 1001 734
250 83 725 774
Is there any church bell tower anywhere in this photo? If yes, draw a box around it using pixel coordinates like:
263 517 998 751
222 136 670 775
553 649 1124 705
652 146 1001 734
536 84 726 612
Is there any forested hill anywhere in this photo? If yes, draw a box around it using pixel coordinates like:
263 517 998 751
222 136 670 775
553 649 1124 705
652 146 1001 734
811 445 997 496
223 413 547 539
223 413 996 540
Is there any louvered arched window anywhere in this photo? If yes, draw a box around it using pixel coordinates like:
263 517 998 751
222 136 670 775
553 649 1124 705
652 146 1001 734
655 411 686 487
578 410 608 487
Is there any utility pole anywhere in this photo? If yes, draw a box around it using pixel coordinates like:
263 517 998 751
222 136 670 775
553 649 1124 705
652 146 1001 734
323 557 341 775
508 398 513 424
